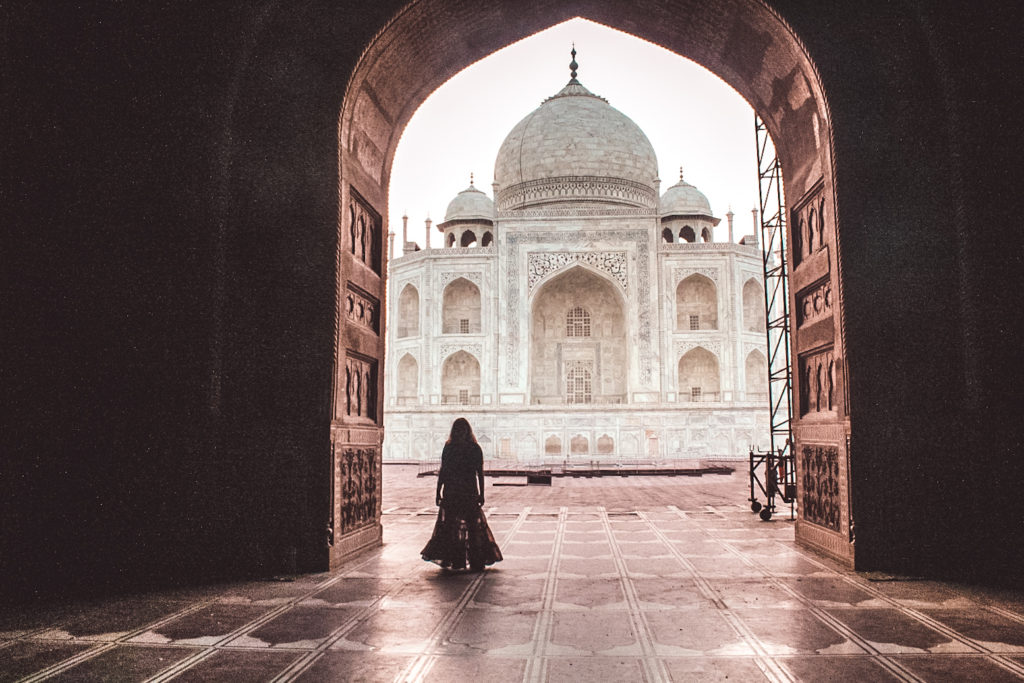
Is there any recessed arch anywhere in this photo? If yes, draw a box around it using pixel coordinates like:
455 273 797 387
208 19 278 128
745 348 768 398
481 230 493 247
742 278 765 332
440 350 480 404
679 225 696 243
459 229 477 247
676 274 718 330
442 277 481 334
337 0 852 569
396 353 419 404
397 284 419 338
678 347 720 401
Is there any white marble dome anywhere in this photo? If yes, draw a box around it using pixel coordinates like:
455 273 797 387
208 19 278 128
493 79 659 211
442 183 494 224
660 176 714 217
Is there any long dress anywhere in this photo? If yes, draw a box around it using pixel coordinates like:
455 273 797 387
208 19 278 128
421 441 503 570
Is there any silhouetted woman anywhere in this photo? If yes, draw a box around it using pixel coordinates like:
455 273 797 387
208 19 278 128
421 417 502 571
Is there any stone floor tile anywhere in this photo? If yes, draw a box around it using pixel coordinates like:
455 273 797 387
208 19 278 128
557 557 618 577
172 649 301 681
343 607 448 651
0 640 93 682
294 651 413 680
550 611 637 653
631 577 714 609
823 607 963 653
918 608 1024 650
424 654 528 681
553 578 626 610
43 598 194 640
544 655 645 681
780 576 882 607
471 578 546 609
304 577 400 606
240 605 361 648
781 654 902 681
57 645 196 681
734 607 867 655
146 604 272 645
663 655 771 681
709 579 805 610
442 609 539 653
892 654 1024 682
645 610 751 655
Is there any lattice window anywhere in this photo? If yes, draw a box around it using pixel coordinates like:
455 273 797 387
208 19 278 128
459 389 469 405
566 362 593 404
691 386 702 400
566 307 591 337
689 314 700 330
460 318 469 334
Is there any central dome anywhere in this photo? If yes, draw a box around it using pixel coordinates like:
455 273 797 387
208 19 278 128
494 76 659 211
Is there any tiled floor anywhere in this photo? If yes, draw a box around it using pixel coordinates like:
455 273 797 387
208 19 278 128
3 466 1024 681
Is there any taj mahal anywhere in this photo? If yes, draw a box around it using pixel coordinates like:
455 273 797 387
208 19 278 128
383 55 771 464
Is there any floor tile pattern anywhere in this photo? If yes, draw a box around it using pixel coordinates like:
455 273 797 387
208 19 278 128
2 467 1023 681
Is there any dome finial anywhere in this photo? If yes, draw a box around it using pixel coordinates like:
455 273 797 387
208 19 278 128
679 166 684 182
569 44 579 82
470 172 474 186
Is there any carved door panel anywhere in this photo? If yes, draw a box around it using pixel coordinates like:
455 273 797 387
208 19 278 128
788 180 854 565
330 186 386 565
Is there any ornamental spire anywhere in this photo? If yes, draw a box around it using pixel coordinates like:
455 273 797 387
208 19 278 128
470 172 474 187
568 44 579 83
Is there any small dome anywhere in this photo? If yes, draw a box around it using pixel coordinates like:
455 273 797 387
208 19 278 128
661 177 713 218
493 78 658 210
441 183 494 224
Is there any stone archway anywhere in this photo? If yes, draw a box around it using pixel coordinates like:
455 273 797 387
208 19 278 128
333 0 854 571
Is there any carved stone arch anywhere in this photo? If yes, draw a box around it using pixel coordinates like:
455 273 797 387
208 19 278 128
678 346 721 400
676 273 718 330
442 277 481 334
460 229 477 247
396 353 418 403
529 259 628 303
440 350 480 404
397 284 419 338
481 230 493 247
742 278 765 332
745 348 768 396
679 225 696 242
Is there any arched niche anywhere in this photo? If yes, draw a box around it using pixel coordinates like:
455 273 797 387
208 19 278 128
397 284 419 338
440 350 480 404
742 279 765 332
446 232 456 248
530 266 626 404
460 229 477 247
662 227 674 243
396 353 418 403
745 348 768 397
676 274 718 330
442 277 481 334
679 225 696 243
678 347 720 401
481 231 493 247
701 227 712 242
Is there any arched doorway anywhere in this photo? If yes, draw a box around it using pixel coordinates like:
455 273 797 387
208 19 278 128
333 0 852 571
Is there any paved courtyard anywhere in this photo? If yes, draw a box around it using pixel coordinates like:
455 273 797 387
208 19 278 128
3 465 1024 681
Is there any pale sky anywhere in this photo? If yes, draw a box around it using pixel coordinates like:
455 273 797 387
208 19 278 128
388 18 762 256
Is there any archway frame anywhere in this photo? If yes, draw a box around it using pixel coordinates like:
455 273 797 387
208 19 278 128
334 0 851 569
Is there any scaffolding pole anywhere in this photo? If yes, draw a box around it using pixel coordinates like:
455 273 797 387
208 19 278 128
749 114 796 520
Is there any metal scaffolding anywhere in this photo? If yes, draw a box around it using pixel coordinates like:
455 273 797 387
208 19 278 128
748 114 796 520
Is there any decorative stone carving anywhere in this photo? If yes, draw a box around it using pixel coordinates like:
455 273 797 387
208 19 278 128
348 189 382 275
344 355 377 420
672 267 719 284
675 340 723 359
438 343 482 360
506 230 651 385
800 444 841 532
798 346 835 415
439 271 483 287
499 206 656 218
497 176 657 211
790 183 826 266
797 278 833 328
345 285 379 334
527 252 628 294
337 446 378 535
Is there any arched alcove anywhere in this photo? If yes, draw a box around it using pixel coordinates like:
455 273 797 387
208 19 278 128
679 225 696 243
678 347 720 401
397 284 419 338
481 231 493 247
459 229 477 247
442 277 481 334
530 266 626 404
676 274 718 330
662 227 674 243
745 349 768 398
742 279 764 332
440 350 480 404
396 353 418 404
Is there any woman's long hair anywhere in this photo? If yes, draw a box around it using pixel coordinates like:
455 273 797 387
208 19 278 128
446 417 477 445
